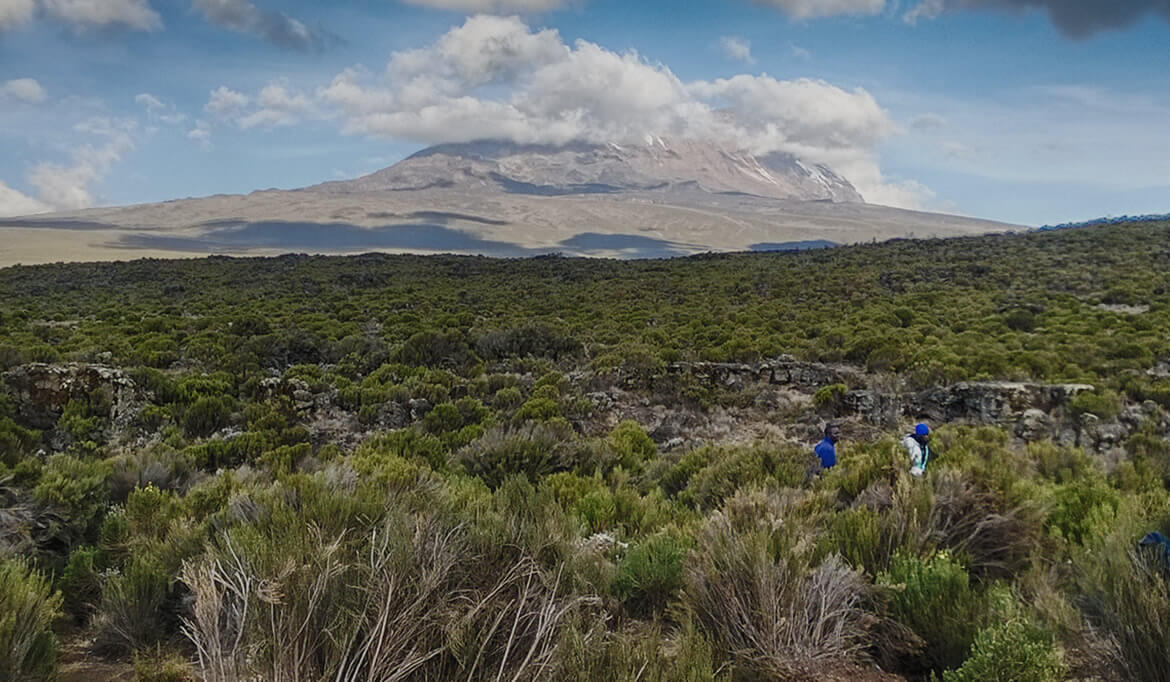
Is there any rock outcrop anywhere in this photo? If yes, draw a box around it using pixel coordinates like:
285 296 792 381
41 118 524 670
3 363 142 432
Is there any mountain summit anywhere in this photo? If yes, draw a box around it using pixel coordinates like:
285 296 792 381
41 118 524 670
317 138 864 203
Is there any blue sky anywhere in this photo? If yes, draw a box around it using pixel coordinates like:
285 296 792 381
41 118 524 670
1 0 1168 226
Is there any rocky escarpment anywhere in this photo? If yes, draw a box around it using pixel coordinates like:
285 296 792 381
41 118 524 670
4 359 1163 462
606 357 1163 456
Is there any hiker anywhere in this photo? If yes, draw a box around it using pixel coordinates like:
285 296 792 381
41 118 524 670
903 423 932 477
815 423 841 470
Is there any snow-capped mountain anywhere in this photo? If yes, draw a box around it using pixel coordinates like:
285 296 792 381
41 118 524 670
317 138 864 203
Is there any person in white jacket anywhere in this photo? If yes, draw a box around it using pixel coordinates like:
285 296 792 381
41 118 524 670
903 423 932 477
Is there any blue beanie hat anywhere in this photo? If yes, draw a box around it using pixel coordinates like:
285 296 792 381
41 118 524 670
915 423 930 436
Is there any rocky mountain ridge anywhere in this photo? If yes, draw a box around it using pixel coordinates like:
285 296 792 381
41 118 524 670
316 138 865 203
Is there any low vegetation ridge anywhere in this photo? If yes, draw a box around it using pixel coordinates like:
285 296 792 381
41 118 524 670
1 220 1169 680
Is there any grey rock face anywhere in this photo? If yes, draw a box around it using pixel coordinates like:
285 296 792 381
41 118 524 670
3 363 142 432
1016 408 1054 442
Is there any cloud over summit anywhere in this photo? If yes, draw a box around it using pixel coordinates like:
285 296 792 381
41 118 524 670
305 15 919 206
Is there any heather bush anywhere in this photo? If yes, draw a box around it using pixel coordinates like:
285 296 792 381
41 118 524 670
879 551 985 674
0 558 61 682
1070 496 1170 681
608 419 657 469
611 530 690 617
456 421 576 488
684 493 894 679
33 453 111 539
93 552 172 655
59 545 101 623
944 616 1065 682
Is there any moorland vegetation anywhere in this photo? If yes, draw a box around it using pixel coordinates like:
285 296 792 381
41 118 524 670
1 220 1169 680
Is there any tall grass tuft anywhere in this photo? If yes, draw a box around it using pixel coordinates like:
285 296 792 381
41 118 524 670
0 557 62 682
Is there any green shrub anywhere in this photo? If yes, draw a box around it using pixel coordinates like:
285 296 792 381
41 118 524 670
677 443 808 511
182 395 235 437
33 454 112 539
1046 476 1119 544
356 428 447 471
60 546 101 623
574 489 618 533
492 386 524 410
821 506 896 575
456 421 576 488
879 551 984 674
1071 497 1170 681
513 396 561 422
611 531 690 617
93 553 171 655
0 558 61 682
0 418 40 466
813 383 848 414
608 420 657 469
943 617 1066 682
1069 389 1121 421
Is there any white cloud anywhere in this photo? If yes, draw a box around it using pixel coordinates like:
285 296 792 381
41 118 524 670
40 0 161 30
28 117 136 210
0 180 51 217
238 81 313 128
207 80 315 129
401 0 569 12
136 92 187 125
192 0 336 51
0 0 36 29
188 119 212 148
205 85 250 118
135 92 164 111
790 43 812 59
754 0 885 20
1 77 47 103
301 15 924 207
903 0 943 25
719 36 755 63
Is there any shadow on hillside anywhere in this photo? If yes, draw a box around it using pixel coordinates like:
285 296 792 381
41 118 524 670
111 221 696 259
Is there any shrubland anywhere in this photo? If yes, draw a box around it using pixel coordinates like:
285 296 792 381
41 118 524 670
0 220 1169 679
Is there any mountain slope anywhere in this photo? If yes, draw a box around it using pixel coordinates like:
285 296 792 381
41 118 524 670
316 138 865 203
0 138 1020 266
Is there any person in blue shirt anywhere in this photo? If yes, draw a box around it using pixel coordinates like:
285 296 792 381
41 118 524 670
815 423 841 470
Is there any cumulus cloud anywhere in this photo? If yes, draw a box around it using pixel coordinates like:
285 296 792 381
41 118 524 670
0 117 139 217
188 119 212 148
753 0 886 19
307 15 924 207
0 0 160 31
0 180 51 217
193 0 338 50
1 78 47 103
401 0 569 12
40 0 160 30
0 0 36 29
903 0 1170 37
205 81 315 129
719 36 755 63
205 85 250 118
